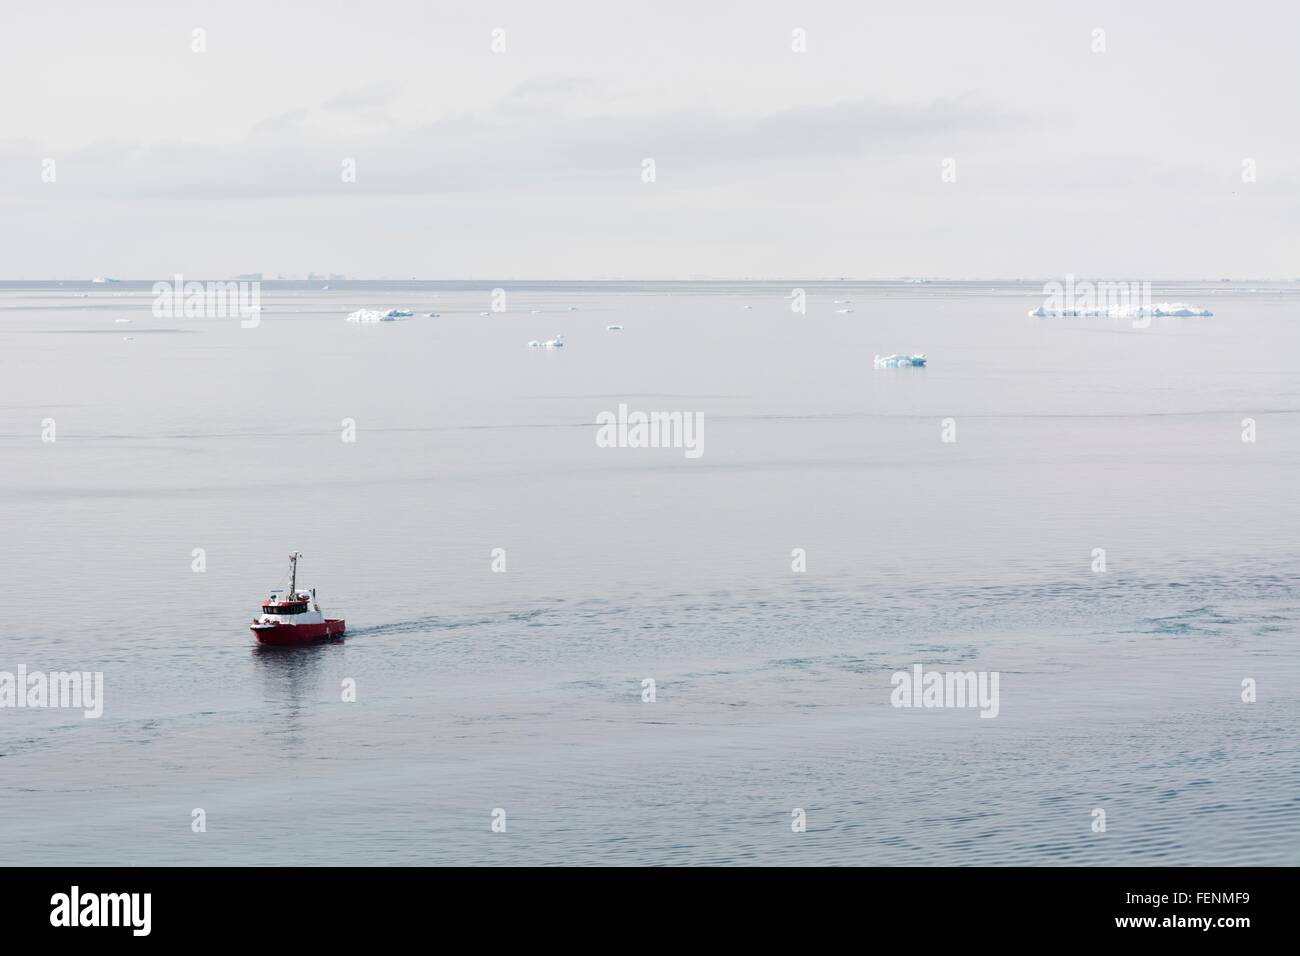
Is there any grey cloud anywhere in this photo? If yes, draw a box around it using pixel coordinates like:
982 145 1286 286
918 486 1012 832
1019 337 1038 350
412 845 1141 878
508 74 602 100
251 108 313 136
321 86 395 112
1 95 1039 202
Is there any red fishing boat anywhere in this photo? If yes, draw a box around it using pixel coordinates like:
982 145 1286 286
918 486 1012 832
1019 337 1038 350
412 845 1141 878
250 552 345 645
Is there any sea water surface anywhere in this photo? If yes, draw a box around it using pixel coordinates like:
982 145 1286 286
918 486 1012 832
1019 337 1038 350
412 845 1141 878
1 279 1298 865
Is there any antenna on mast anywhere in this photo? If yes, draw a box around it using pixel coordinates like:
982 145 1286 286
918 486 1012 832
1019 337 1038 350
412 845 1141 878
288 551 302 595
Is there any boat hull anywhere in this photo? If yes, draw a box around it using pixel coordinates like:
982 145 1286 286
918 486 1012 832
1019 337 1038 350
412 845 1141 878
251 619 346 646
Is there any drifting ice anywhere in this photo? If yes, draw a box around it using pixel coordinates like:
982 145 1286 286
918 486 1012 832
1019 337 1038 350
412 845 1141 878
874 354 927 368
528 334 565 349
1029 303 1212 318
346 308 411 323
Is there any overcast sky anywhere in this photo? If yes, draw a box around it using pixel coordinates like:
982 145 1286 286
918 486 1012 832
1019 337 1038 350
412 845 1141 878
0 0 1296 279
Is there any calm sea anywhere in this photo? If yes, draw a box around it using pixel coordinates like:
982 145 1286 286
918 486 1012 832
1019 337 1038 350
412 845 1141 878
2 279 1298 864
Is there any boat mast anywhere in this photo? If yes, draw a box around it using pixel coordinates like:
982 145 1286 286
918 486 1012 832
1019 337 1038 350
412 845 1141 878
288 551 302 595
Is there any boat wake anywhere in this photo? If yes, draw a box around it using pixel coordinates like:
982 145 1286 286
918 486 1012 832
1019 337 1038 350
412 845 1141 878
347 607 551 638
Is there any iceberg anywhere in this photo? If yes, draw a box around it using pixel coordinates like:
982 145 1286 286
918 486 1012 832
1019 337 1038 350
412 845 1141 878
346 308 409 323
1149 303 1213 317
874 353 927 368
1029 302 1212 318
528 334 565 349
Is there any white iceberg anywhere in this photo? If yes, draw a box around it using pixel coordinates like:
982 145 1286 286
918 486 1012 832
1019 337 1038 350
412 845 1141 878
1148 303 1213 317
346 308 409 323
1029 302 1212 318
874 353 927 368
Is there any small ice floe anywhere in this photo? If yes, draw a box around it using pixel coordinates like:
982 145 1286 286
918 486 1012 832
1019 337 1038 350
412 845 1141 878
1149 303 1213 317
742 305 753 310
874 353 927 368
122 335 135 341
114 318 131 324
346 308 409 323
479 311 491 317
834 299 851 304
835 308 853 314
1029 303 1213 318
1029 306 1097 317
528 334 565 349
530 309 542 314
425 312 441 318
606 324 624 331
567 305 578 311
